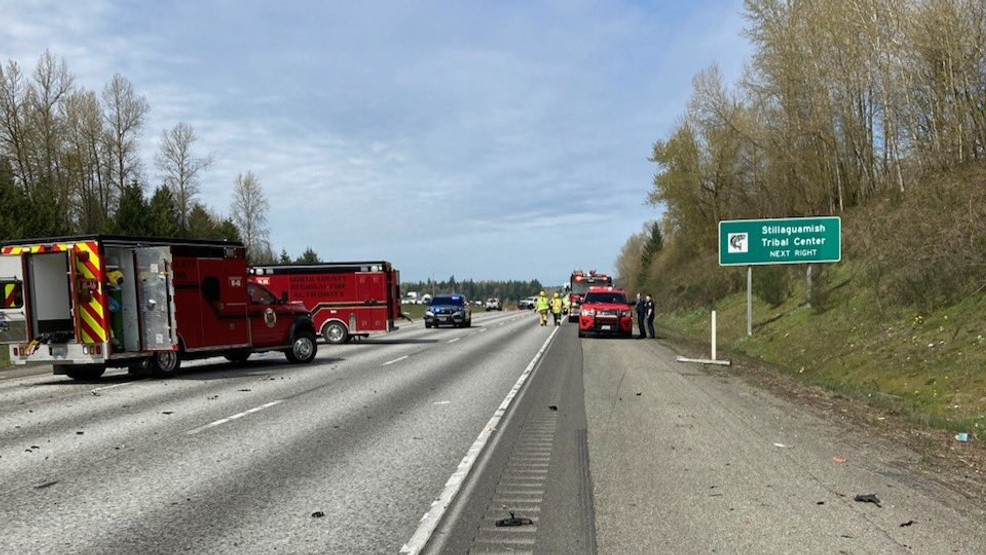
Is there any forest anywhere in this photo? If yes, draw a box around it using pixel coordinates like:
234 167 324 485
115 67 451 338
618 0 986 312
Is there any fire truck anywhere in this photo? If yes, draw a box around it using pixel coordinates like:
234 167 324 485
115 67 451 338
0 235 318 380
247 261 402 344
567 269 613 322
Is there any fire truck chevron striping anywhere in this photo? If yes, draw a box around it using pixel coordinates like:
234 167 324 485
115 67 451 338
74 241 107 344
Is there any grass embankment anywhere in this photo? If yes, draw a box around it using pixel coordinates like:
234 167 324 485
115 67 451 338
662 260 986 434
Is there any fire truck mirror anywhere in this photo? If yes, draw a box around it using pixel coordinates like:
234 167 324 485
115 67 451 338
202 276 221 303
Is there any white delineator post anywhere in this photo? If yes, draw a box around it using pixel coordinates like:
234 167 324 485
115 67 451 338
676 309 731 366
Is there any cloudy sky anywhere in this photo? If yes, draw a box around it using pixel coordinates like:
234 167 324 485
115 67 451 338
3 0 751 285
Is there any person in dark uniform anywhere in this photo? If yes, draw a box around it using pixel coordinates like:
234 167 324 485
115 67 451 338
635 292 646 339
644 294 656 339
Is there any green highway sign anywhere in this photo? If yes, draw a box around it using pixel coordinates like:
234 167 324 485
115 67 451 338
719 216 841 266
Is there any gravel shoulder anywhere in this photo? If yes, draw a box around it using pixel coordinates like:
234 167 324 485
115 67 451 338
583 335 986 554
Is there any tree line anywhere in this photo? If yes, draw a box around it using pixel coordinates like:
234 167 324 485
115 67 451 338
0 51 325 263
619 0 986 309
400 276 546 303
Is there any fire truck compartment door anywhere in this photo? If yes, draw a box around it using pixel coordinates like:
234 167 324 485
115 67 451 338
136 247 177 351
0 255 27 344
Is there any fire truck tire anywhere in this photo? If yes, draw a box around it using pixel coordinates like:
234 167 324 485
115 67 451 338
287 332 317 363
225 351 251 363
150 350 181 378
322 322 349 344
63 364 106 381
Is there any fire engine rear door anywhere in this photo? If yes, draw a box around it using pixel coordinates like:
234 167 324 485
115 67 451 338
135 247 178 351
0 254 27 344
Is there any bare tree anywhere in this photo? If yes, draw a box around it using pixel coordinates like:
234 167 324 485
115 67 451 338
0 60 35 190
63 89 108 231
102 73 148 194
230 171 270 262
155 122 212 232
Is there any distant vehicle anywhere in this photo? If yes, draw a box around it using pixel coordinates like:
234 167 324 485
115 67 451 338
485 297 502 311
402 291 419 304
424 294 472 328
577 286 634 339
568 269 613 322
248 261 402 344
421 294 433 305
519 296 538 310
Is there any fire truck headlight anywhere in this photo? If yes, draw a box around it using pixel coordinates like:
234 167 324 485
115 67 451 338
581 309 595 317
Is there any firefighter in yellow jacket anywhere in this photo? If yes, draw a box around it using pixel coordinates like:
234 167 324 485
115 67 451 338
535 290 550 326
550 292 564 326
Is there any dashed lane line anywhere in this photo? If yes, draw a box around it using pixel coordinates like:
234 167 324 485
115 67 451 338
185 400 283 435
383 355 410 366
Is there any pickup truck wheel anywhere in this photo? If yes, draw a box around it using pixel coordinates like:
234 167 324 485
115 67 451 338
322 322 348 344
64 364 106 381
286 332 317 363
150 350 181 378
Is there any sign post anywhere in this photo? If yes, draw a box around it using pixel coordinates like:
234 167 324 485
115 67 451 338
719 216 842 336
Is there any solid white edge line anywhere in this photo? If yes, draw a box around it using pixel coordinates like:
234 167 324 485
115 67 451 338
447 337 460 344
186 400 283 435
90 381 136 393
400 325 559 554
383 355 409 366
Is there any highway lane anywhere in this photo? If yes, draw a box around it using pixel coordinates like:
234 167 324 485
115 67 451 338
0 310 550 553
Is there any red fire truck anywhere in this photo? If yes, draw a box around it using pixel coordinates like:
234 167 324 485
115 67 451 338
0 235 318 380
567 269 613 322
247 261 402 344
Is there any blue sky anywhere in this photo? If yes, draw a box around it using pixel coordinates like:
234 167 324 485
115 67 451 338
2 0 751 284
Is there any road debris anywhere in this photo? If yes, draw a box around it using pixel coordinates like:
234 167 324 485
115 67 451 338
311 511 325 518
495 511 533 527
833 456 846 464
955 433 970 442
854 493 881 507
34 480 58 489
548 405 558 411
900 520 916 527
773 443 787 448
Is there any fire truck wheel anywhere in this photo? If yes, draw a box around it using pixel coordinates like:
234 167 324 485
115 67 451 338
322 322 349 344
63 364 106 381
225 351 251 363
150 350 181 378
287 332 317 363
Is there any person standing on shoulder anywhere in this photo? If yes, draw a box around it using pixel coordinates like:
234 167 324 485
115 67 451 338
550 292 564 326
635 292 647 339
645 294 656 339
535 290 550 326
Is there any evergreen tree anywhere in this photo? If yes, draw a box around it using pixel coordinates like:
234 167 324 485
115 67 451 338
278 249 291 264
113 181 148 235
147 185 179 237
296 247 320 263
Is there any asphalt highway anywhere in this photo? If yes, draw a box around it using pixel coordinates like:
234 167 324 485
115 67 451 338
3 310 985 554
0 310 547 554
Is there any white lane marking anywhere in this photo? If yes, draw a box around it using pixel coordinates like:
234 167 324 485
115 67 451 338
383 355 409 366
401 325 559 554
478 328 487 333
433 400 451 405
186 400 283 435
447 337 460 344
90 381 137 393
